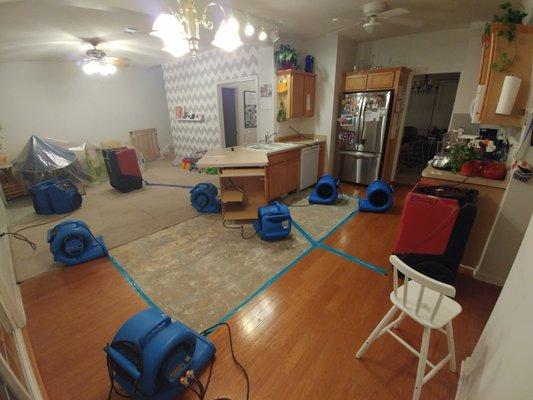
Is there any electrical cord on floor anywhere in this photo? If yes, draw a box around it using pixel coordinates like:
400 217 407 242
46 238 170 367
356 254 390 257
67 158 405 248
0 210 74 251
222 220 257 240
199 322 250 400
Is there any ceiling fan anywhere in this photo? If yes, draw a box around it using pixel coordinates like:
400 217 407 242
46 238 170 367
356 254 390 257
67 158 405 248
77 40 129 76
329 1 424 36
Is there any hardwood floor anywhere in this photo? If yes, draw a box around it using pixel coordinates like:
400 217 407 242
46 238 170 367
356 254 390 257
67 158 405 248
21 184 501 400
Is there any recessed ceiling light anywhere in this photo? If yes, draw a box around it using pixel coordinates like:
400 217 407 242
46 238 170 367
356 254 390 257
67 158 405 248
258 28 268 41
124 27 138 34
332 18 339 22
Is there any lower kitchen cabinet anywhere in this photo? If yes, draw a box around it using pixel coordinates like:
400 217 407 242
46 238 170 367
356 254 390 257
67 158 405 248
268 162 287 200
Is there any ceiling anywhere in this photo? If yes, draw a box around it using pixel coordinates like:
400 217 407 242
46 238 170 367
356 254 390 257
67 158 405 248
0 0 522 67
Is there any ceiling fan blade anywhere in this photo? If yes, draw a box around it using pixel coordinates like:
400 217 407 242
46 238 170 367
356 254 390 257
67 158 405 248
378 8 409 19
327 21 363 37
387 17 426 28
105 57 130 67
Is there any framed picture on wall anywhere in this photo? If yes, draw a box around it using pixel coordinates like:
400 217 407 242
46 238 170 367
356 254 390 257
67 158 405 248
244 90 257 129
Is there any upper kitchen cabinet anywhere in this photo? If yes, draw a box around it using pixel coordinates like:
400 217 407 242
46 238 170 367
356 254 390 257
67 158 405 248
343 67 409 92
474 23 533 127
277 70 316 119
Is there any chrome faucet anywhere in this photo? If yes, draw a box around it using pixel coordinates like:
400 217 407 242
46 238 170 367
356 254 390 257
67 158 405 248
264 130 280 144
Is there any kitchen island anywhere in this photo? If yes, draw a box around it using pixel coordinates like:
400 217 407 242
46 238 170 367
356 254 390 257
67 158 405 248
197 136 326 221
420 165 509 269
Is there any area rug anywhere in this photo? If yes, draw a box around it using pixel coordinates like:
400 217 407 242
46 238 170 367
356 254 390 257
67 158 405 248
110 194 359 331
7 160 218 282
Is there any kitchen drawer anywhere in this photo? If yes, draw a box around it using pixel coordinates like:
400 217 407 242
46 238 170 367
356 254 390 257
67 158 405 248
345 74 367 91
268 152 287 165
367 71 395 89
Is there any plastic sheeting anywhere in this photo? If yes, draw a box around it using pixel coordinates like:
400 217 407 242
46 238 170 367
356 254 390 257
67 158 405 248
13 135 108 186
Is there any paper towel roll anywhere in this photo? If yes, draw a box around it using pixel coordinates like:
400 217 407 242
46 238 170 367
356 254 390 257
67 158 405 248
496 75 522 115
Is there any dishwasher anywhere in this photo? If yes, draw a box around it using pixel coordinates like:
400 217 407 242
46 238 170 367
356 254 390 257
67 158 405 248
299 145 320 190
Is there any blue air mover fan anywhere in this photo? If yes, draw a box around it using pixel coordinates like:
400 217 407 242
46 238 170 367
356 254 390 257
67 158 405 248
253 201 292 241
47 220 108 266
105 308 215 400
359 180 394 213
190 183 220 213
309 175 340 205
29 179 82 215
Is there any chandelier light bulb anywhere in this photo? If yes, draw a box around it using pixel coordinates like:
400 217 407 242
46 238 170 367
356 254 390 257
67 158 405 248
244 22 255 37
212 17 243 52
258 28 268 41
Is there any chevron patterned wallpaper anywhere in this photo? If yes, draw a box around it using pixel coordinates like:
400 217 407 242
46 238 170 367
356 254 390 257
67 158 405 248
162 45 260 158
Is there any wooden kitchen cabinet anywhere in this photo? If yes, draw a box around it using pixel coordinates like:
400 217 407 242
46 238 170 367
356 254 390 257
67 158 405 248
276 70 316 119
475 23 533 127
286 154 300 193
267 161 287 200
345 74 367 91
343 67 406 92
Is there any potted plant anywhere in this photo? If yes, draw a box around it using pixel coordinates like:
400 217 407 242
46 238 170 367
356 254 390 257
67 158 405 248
274 44 298 71
484 1 528 71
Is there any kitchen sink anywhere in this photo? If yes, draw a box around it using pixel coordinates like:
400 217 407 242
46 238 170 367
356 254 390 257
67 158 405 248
246 142 297 152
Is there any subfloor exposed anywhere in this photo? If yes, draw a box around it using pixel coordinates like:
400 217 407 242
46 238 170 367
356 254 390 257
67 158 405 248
110 193 359 331
7 159 217 281
20 184 502 400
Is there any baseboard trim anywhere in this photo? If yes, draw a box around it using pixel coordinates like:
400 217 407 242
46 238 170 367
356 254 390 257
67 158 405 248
472 269 506 287
15 328 47 400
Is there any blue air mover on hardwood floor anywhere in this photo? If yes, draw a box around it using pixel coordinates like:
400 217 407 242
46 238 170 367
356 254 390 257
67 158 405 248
190 183 221 213
47 220 107 266
105 308 215 400
359 180 394 213
309 175 340 205
253 201 292 241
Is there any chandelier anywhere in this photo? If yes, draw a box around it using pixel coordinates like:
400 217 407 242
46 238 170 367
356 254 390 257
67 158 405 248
151 0 241 57
151 1 278 58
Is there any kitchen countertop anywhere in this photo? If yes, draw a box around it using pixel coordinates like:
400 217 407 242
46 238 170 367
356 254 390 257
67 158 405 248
197 135 326 169
422 165 510 189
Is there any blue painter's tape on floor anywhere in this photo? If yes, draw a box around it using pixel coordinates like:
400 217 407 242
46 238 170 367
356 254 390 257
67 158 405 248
109 255 162 312
318 243 387 276
143 181 195 189
209 246 315 332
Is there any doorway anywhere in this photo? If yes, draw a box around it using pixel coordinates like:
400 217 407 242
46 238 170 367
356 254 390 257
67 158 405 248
217 77 258 148
396 72 460 184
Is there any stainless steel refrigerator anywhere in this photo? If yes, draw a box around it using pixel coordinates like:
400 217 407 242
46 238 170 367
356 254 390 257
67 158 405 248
337 90 393 185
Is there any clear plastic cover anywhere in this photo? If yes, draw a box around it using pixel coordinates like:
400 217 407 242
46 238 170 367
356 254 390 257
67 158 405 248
13 135 108 186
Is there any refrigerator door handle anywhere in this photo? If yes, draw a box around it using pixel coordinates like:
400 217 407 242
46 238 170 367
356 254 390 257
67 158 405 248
357 94 367 151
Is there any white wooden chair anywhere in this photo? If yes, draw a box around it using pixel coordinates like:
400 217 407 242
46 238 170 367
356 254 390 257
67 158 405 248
356 255 462 400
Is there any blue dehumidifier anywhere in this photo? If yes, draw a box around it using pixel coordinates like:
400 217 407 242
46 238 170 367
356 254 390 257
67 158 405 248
29 179 82 215
47 220 108 266
105 308 216 400
190 183 221 213
359 180 394 213
309 175 340 205
253 201 292 241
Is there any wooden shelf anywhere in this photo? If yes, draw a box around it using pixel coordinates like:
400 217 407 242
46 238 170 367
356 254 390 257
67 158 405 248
220 168 266 178
221 190 244 203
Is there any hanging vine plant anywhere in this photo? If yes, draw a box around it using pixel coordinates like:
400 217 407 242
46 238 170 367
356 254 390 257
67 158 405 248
484 1 528 72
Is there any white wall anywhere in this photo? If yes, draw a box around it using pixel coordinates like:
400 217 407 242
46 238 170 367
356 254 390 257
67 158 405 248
457 213 533 399
0 62 171 160
475 76 533 285
355 27 483 115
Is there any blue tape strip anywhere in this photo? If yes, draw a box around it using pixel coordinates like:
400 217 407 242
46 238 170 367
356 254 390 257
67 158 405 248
108 255 162 312
292 220 317 245
317 207 359 243
318 243 387 275
209 245 314 330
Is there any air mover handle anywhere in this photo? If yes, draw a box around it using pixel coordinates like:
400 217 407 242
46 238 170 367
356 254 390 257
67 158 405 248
139 316 171 348
106 345 142 380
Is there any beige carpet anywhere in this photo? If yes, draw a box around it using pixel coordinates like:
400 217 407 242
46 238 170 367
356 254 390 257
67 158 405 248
7 160 218 282
110 194 359 332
